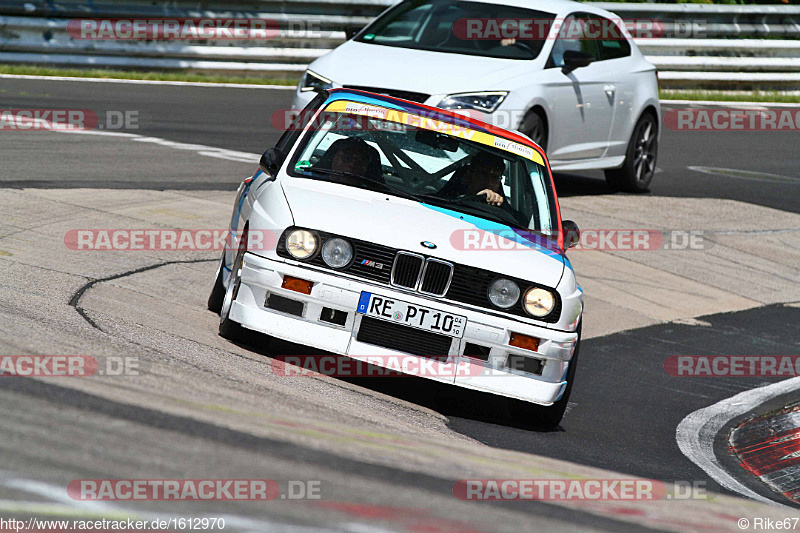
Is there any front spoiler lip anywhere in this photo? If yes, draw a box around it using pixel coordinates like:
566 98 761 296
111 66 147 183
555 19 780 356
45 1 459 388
228 253 579 405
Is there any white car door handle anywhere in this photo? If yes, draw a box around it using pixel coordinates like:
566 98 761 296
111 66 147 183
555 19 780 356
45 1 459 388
604 85 616 97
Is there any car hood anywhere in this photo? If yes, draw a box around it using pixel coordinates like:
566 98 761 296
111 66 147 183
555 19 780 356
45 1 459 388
279 178 565 288
310 41 532 98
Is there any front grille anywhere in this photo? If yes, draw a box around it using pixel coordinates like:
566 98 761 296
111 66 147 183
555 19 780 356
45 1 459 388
344 85 430 104
419 259 453 296
276 228 562 323
356 316 453 357
446 264 562 323
277 231 394 284
391 252 423 289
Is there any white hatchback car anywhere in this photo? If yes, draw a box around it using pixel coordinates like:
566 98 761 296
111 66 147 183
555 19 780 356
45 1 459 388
293 0 660 192
211 89 583 427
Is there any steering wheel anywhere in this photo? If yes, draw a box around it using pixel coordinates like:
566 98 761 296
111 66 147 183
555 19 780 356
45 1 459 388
510 40 537 58
455 193 528 227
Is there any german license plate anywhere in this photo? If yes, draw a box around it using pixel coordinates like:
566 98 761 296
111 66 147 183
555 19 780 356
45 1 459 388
356 291 466 338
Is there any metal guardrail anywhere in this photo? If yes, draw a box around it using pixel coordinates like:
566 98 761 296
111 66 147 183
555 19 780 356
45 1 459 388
1 1 799 90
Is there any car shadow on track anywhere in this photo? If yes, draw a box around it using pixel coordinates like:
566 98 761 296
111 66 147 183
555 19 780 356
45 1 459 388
225 327 563 433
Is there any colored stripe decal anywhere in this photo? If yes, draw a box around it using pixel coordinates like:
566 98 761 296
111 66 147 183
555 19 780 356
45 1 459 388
324 99 544 166
420 203 564 265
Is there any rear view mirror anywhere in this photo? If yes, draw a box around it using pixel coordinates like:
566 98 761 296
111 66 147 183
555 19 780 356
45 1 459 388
562 220 580 249
259 147 286 176
415 129 459 152
562 50 593 73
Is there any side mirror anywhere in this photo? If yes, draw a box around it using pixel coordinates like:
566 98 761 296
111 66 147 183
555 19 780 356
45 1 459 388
344 26 363 40
561 50 593 73
562 220 580 249
259 147 286 176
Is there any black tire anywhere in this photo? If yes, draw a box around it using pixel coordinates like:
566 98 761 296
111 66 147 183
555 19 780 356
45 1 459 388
605 112 658 193
219 310 246 340
519 109 548 152
510 323 581 429
219 228 248 340
207 255 226 314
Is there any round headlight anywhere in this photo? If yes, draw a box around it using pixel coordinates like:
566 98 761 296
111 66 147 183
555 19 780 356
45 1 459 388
321 238 353 268
286 229 317 260
523 287 555 317
488 278 520 309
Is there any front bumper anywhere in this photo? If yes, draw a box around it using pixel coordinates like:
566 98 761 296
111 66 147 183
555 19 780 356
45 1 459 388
230 253 580 405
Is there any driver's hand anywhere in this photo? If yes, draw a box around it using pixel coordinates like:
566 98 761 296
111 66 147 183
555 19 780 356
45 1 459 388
477 189 504 206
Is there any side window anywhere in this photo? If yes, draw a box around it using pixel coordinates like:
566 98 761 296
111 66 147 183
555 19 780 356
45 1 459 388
548 13 601 68
598 17 631 60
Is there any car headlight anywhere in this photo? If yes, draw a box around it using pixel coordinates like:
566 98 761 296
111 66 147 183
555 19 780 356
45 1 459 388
438 92 508 113
300 70 333 93
321 238 353 268
523 287 556 317
488 278 520 309
286 229 318 259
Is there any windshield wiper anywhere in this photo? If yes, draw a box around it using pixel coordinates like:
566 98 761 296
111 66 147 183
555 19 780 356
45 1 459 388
298 167 390 192
440 196 529 230
299 167 437 204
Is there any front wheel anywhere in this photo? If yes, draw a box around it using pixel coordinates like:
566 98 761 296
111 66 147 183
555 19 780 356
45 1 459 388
605 113 658 193
207 253 226 314
519 110 547 151
219 229 247 340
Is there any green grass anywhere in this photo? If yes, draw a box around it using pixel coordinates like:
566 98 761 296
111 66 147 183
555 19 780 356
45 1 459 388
660 89 800 103
0 63 300 86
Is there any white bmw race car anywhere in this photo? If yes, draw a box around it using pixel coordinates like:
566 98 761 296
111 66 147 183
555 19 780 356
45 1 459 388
210 88 583 427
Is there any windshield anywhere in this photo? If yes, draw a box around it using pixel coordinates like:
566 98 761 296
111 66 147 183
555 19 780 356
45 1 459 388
287 102 558 236
355 0 555 60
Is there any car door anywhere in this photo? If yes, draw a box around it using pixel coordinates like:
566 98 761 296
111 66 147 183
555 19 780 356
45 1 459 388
539 12 616 162
595 18 637 159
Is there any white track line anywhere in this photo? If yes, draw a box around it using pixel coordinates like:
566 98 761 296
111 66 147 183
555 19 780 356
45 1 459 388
0 73 295 90
54 129 260 163
676 376 800 506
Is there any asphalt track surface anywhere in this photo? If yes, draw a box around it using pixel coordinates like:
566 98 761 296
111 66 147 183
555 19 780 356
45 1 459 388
1 78 799 213
1 78 800 531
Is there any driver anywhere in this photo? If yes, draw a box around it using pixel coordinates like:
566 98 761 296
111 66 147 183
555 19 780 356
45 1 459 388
316 137 384 186
438 151 506 206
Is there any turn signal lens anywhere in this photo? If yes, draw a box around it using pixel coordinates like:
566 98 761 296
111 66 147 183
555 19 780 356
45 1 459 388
282 276 313 295
509 332 540 352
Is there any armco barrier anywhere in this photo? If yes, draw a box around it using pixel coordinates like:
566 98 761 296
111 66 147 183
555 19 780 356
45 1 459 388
1 1 799 89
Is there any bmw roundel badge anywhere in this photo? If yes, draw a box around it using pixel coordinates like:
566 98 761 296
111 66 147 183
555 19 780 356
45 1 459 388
421 241 437 249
